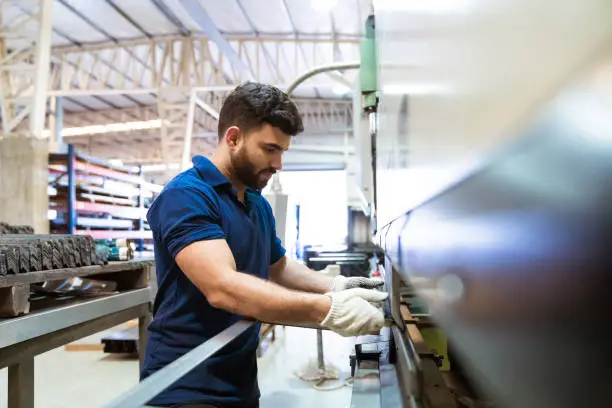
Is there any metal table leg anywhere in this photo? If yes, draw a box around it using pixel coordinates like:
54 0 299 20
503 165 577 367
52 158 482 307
138 313 152 371
316 328 325 372
8 358 34 408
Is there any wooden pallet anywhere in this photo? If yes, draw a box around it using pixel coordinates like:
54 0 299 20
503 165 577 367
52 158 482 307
0 260 153 317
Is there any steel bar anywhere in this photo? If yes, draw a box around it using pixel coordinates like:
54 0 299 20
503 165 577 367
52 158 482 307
0 288 151 349
391 325 420 404
104 320 254 408
350 360 381 408
380 364 419 408
178 0 254 82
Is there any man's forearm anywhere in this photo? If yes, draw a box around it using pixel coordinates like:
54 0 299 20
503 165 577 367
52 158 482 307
207 267 331 324
270 258 334 294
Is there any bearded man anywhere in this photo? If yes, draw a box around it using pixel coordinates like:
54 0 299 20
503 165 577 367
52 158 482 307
141 82 387 408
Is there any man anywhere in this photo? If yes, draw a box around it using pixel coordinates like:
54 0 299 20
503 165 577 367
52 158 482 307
141 82 387 408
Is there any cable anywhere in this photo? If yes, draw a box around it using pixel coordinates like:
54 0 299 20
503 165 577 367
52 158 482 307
286 62 360 97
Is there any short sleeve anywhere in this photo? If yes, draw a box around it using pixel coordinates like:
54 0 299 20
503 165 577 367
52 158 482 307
271 235 286 265
262 199 286 265
147 187 226 258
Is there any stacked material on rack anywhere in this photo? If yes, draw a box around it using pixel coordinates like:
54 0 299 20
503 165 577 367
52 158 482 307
0 234 105 275
0 222 34 235
34 276 118 297
95 238 134 263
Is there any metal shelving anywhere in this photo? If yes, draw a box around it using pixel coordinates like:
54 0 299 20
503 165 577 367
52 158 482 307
48 145 162 247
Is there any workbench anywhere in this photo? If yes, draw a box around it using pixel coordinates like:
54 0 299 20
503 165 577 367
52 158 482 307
0 261 154 408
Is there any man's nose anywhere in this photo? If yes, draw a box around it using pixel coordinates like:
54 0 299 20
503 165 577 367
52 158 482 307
271 154 282 171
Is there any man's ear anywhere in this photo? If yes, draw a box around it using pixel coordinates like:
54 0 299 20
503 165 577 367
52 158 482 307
224 126 241 149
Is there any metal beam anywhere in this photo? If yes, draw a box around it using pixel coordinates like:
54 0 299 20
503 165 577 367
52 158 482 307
151 0 190 36
15 4 148 110
280 0 321 97
29 0 54 138
178 0 255 81
194 96 220 120
106 0 153 39
235 0 285 83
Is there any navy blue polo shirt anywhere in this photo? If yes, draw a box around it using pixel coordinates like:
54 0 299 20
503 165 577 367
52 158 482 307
140 155 285 407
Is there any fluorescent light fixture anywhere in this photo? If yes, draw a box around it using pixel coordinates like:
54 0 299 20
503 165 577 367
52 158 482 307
42 119 163 138
374 0 472 12
141 163 181 173
311 0 338 11
382 83 452 95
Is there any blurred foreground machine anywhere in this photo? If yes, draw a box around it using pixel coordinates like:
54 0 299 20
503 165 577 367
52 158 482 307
368 0 612 407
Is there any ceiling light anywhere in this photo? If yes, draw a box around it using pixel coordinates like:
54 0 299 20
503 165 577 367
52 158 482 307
311 0 339 11
42 120 164 138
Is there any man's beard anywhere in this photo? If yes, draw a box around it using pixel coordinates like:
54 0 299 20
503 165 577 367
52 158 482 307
230 147 276 190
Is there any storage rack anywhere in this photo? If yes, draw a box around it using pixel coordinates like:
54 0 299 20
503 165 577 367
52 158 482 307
48 145 163 250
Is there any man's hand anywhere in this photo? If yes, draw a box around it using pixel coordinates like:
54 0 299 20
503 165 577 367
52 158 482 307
330 275 385 292
320 288 388 337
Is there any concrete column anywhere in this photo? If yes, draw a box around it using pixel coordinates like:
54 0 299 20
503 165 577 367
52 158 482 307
0 137 49 233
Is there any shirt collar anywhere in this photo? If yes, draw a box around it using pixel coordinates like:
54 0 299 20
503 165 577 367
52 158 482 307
192 155 231 188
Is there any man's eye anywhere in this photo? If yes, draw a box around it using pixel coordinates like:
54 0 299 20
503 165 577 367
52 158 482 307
265 147 275 153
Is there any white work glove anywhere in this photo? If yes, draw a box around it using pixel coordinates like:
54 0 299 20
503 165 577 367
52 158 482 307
320 288 388 337
330 274 384 292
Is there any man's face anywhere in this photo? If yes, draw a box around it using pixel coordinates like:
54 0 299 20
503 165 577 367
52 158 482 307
230 123 291 190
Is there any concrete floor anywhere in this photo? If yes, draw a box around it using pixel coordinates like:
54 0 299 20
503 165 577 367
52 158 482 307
0 325 354 408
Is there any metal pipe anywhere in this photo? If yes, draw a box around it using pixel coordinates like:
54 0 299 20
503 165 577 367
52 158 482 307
67 144 76 235
104 321 254 408
286 61 360 97
182 90 197 171
316 329 325 371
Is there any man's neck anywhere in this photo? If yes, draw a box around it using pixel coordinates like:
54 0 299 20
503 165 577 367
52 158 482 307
210 152 247 201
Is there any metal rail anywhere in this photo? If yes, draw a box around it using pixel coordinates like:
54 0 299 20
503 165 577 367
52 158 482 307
104 320 255 408
0 288 151 349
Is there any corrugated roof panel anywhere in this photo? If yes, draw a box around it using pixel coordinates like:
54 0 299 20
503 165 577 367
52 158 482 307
101 94 142 109
127 93 158 106
332 0 369 35
285 0 333 34
62 98 89 112
67 95 125 110
53 1 111 43
59 0 145 39
181 0 251 33
237 0 293 33
103 1 185 36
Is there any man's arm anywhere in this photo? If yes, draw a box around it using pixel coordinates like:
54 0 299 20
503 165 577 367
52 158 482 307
269 256 333 294
176 239 331 324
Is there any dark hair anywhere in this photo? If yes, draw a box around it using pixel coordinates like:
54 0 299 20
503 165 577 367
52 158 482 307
218 82 304 141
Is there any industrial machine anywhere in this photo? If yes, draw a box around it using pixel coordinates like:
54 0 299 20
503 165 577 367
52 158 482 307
104 1 612 407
